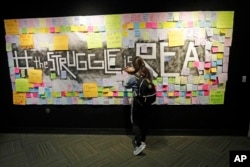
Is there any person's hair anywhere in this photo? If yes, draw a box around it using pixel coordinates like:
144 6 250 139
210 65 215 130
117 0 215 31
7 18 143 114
131 56 151 80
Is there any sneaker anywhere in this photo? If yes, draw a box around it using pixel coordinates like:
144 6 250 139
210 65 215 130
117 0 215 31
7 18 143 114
141 141 146 147
133 143 146 155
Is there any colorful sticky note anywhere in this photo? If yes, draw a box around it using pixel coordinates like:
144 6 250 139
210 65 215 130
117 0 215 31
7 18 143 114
83 82 98 97
15 78 29 92
54 35 69 50
13 92 26 105
168 30 184 47
28 69 43 83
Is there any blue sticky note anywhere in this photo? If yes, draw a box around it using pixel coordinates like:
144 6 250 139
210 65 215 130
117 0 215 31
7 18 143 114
180 91 186 97
204 74 210 79
157 97 164 104
134 22 140 29
210 74 217 80
15 74 20 79
212 61 217 67
134 29 141 37
198 91 204 96
61 70 67 79
217 60 223 65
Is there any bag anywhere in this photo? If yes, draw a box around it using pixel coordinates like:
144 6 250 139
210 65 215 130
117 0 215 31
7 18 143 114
135 76 156 105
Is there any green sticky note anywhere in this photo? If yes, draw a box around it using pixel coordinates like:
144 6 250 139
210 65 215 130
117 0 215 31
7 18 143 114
50 73 56 79
15 78 29 92
156 77 163 84
168 77 175 84
209 89 225 104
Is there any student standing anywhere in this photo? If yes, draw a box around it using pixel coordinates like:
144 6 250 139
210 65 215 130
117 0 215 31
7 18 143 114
123 56 153 156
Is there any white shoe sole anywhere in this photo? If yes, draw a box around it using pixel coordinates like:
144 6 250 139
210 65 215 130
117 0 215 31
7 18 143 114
133 144 146 155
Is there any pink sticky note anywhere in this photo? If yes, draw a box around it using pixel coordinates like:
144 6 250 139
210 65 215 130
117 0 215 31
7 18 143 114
39 82 45 87
26 93 31 98
32 93 38 98
204 90 210 96
187 21 193 28
174 91 179 96
33 83 40 87
61 91 66 97
186 91 192 97
202 84 209 90
50 27 55 33
146 22 152 29
162 85 168 91
212 47 218 53
88 26 93 32
14 67 20 74
204 62 211 68
151 22 158 28
156 91 163 97
113 91 119 97
194 61 199 67
163 97 169 104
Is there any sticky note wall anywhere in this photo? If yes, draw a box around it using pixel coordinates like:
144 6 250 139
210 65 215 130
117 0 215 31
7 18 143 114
4 11 234 105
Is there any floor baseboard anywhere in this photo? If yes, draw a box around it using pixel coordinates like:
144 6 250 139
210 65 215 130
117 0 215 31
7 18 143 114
0 127 248 136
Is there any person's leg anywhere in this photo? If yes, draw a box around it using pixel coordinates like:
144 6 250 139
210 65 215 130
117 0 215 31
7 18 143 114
131 100 144 146
131 101 146 155
132 124 142 146
140 105 149 143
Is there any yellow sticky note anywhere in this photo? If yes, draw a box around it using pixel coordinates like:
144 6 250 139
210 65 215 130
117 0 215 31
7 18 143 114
83 82 98 97
175 76 180 84
71 25 77 32
28 27 34 34
122 24 128 30
28 69 43 84
168 92 174 97
211 67 217 73
168 30 184 47
193 76 199 84
86 33 103 49
139 22 146 29
180 76 187 84
175 97 180 104
199 75 205 84
163 22 176 28
52 92 57 98
103 87 110 93
105 14 121 31
216 11 234 28
20 34 34 49
217 53 224 59
127 23 134 29
122 30 128 37
186 98 191 104
13 92 26 105
54 35 69 50
4 19 19 35
173 12 180 21
55 27 60 33
106 31 122 48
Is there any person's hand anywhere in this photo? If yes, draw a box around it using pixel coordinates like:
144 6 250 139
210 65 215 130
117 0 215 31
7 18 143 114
123 66 135 73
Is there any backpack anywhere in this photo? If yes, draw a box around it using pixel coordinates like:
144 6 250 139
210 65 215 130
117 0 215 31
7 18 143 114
135 76 156 105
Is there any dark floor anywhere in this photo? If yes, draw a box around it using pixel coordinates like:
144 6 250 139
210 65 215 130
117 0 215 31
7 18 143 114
1 133 250 167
